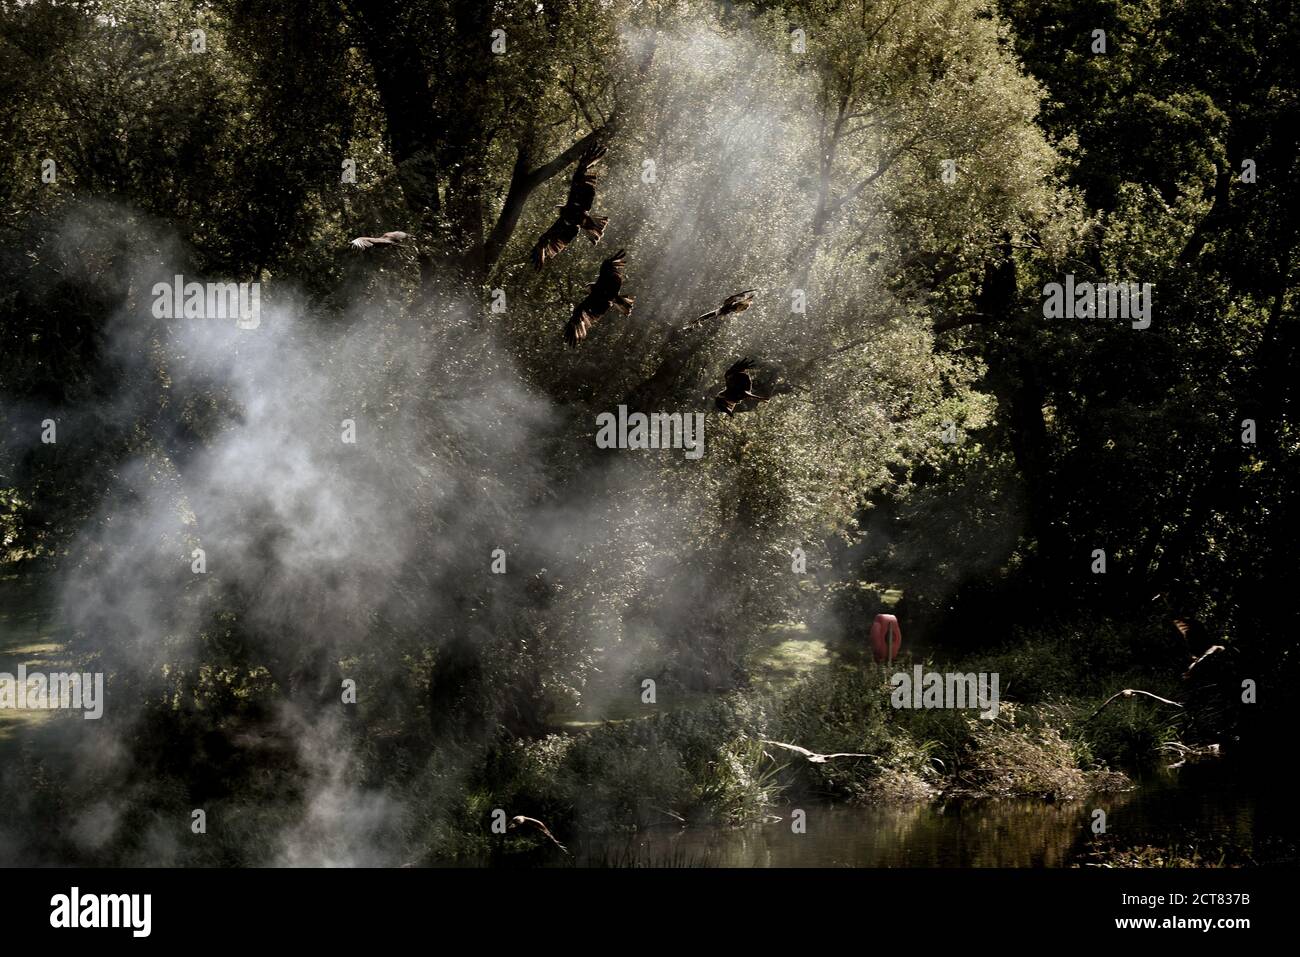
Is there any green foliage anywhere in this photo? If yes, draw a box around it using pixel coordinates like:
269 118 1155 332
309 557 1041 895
952 703 1088 797
0 0 1293 863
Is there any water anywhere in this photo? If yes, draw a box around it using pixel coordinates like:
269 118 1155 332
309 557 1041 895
563 761 1292 867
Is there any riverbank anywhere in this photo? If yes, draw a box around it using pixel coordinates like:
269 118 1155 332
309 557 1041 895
0 572 1263 867
476 759 1289 868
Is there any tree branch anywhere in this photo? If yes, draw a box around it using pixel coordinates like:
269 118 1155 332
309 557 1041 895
481 124 612 275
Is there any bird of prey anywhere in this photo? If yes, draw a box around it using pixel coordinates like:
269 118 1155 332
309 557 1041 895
350 231 410 250
1171 617 1217 658
531 144 610 270
1151 592 1217 658
1183 644 1226 679
1086 688 1184 722
759 739 872 764
508 815 569 855
564 250 634 347
690 290 756 328
715 358 770 415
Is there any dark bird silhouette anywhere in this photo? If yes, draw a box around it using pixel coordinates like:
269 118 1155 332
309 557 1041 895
531 144 609 269
690 289 756 328
1183 644 1226 679
350 230 410 250
564 250 634 347
715 358 771 415
1086 688 1184 722
509 815 569 855
1151 593 1218 658
1171 617 1217 658
759 739 872 764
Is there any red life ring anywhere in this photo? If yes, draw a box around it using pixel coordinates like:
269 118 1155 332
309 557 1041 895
870 613 902 663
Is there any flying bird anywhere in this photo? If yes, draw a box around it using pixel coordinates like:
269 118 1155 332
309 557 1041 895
564 250 634 347
690 290 756 328
508 815 569 855
1171 616 1217 658
350 231 410 250
1183 644 1226 679
1151 593 1218 658
759 739 872 764
1086 688 1184 722
531 144 610 269
714 358 771 415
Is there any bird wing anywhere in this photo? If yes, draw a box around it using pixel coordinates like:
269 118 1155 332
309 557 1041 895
696 292 756 326
531 219 578 269
380 231 410 243
1087 688 1183 721
526 818 568 854
759 739 815 758
350 237 374 249
1184 644 1226 677
566 144 605 209
724 358 756 395
723 290 756 311
1130 689 1184 707
564 306 596 347
822 752 872 760
1171 617 1214 655
1172 617 1209 642
594 250 626 293
564 253 624 344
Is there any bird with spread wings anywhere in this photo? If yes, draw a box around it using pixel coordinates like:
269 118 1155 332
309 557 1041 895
1152 592 1219 659
350 230 410 250
564 249 634 347
508 815 569 855
531 144 610 270
760 739 872 764
715 358 771 415
690 289 756 328
1086 688 1184 722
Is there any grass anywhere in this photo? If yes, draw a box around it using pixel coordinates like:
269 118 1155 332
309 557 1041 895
546 688 720 730
0 569 1213 865
491 610 1173 849
546 622 830 727
1075 839 1232 868
749 622 831 692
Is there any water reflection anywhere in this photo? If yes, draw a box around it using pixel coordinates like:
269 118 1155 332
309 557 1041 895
565 762 1290 868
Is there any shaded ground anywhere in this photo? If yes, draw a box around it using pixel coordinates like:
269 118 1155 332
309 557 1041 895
546 585 905 729
0 574 68 748
547 622 835 730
